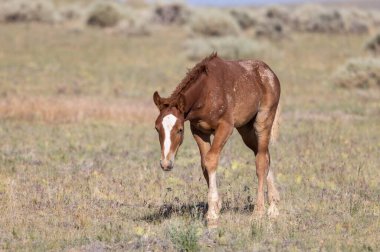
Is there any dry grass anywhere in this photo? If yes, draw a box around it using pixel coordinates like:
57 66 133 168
0 4 380 251
0 96 156 123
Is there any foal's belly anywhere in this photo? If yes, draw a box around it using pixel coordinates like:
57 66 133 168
233 108 258 127
232 94 260 128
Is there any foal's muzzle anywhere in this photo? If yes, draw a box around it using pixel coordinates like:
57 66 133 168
160 159 173 171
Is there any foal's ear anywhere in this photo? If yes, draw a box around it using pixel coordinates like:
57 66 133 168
177 94 186 114
153 91 168 110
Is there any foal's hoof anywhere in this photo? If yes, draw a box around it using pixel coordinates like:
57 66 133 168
267 204 279 218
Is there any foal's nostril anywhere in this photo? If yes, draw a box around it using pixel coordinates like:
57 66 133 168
160 159 173 171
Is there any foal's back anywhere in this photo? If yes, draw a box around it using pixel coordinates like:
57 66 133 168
205 57 281 128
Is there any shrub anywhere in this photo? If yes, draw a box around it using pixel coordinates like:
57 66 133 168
185 37 269 60
292 4 345 33
341 9 370 34
292 4 370 34
59 4 85 22
189 9 241 37
331 57 380 89
86 1 122 28
345 19 370 34
0 0 57 23
152 2 190 25
230 8 258 30
107 7 151 36
365 32 380 55
263 5 291 24
255 19 289 39
168 222 200 252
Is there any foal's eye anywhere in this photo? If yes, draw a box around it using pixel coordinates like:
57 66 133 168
178 129 183 135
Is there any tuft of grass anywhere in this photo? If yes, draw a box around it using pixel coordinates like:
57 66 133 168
0 0 58 23
86 1 122 28
331 57 380 89
251 220 265 241
168 221 201 252
184 37 271 60
189 9 241 37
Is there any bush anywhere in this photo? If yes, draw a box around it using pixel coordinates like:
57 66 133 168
292 4 370 34
168 222 200 252
152 2 190 25
255 19 289 39
87 2 122 28
365 32 380 55
0 0 57 23
341 9 370 34
230 8 258 30
184 37 270 60
264 5 291 24
189 9 241 37
59 4 85 22
292 4 345 33
331 58 380 89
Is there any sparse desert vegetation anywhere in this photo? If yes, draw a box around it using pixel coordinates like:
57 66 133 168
365 31 380 55
0 0 379 251
332 57 380 89
189 9 241 37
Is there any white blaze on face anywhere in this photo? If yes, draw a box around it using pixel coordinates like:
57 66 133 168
162 114 177 159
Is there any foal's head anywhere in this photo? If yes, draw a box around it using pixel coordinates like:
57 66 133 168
153 91 186 171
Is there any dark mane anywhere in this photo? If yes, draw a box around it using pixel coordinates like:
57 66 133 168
167 52 218 105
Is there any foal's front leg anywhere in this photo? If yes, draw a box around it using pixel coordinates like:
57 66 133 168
204 121 233 228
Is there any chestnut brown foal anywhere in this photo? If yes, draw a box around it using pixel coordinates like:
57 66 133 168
153 53 281 227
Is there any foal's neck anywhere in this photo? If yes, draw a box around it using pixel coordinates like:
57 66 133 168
181 75 204 120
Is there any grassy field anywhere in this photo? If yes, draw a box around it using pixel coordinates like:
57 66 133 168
0 22 379 251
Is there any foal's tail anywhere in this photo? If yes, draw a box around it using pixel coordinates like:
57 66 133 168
270 103 281 144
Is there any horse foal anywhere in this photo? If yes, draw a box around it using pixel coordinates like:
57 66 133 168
153 53 281 228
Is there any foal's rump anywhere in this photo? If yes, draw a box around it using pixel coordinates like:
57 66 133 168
227 59 281 133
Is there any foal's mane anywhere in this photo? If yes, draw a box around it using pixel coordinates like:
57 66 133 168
167 52 217 105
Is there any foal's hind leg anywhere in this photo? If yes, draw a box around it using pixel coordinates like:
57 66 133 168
238 112 280 218
254 109 280 218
